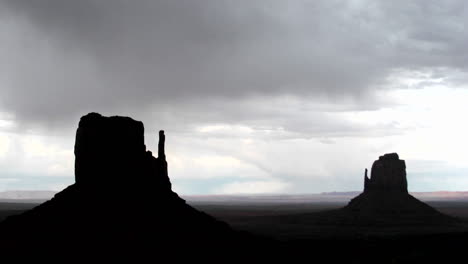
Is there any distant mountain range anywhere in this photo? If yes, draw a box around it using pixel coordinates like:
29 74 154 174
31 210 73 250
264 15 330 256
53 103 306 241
185 191 468 203
0 191 57 201
322 191 468 200
2 190 468 203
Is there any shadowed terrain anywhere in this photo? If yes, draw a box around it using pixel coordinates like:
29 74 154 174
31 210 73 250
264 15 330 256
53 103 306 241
0 113 264 260
3 198 468 262
1 113 468 263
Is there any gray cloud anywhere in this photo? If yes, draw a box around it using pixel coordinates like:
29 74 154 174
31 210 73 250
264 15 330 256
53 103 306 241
0 0 467 133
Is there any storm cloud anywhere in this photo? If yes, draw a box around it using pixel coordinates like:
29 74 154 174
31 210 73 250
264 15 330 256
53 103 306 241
1 0 468 193
1 0 467 129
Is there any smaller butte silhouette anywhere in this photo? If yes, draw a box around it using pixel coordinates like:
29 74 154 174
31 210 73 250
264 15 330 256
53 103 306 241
343 153 453 225
0 113 260 259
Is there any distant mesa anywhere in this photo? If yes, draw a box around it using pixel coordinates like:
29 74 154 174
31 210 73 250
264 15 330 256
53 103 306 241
344 153 453 224
364 153 407 193
0 113 259 257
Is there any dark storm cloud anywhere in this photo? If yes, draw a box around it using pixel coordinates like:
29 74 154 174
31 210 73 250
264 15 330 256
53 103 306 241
1 0 467 131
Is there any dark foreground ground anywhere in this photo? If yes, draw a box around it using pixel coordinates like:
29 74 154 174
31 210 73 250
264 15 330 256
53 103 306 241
189 199 468 262
2 199 468 238
190 200 468 239
2 198 468 262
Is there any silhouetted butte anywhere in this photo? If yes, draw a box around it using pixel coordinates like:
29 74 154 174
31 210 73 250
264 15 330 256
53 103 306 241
344 153 453 224
0 113 259 258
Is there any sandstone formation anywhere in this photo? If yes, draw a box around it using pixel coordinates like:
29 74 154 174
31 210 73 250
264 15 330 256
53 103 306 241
0 113 260 259
364 153 407 193
344 153 452 224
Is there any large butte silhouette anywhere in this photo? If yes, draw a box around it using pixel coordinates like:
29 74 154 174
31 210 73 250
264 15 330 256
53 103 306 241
343 153 452 225
0 113 263 259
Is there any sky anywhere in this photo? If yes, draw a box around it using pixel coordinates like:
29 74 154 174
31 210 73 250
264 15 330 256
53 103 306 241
1 0 468 194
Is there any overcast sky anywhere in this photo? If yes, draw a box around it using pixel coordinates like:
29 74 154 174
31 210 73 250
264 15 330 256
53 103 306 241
1 0 468 194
